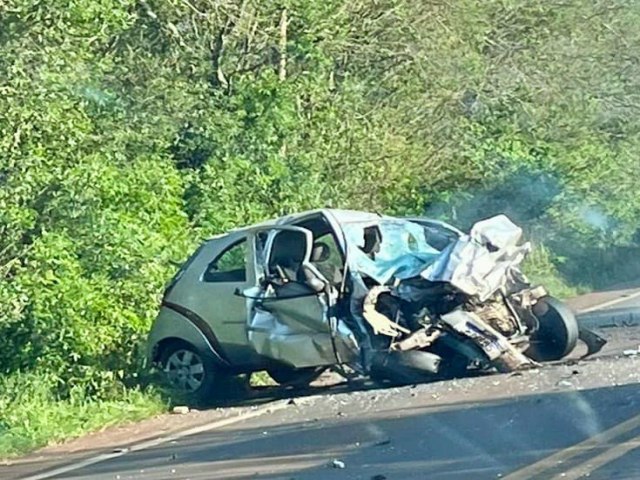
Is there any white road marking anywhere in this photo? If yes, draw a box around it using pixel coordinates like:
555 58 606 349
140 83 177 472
19 400 292 480
501 412 640 480
577 289 640 314
551 436 640 479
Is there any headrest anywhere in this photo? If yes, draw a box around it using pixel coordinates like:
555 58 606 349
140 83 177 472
270 231 306 264
311 242 330 262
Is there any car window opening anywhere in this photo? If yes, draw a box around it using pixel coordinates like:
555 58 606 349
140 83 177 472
202 238 248 283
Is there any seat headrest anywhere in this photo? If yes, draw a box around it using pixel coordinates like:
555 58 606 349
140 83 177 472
270 231 306 265
311 242 330 262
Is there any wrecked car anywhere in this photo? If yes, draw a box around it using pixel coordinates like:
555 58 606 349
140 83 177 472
147 209 605 402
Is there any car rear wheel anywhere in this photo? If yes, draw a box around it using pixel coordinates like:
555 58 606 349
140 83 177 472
159 342 219 405
526 296 579 362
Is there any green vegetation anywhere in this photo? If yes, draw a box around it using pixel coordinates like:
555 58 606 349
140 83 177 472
2 0 640 456
0 371 163 456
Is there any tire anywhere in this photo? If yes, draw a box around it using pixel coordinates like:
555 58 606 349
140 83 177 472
370 350 442 384
526 296 579 362
158 341 220 406
439 354 470 379
267 366 325 387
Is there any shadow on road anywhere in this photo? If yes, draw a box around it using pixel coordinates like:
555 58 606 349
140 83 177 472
57 382 640 480
209 368 491 409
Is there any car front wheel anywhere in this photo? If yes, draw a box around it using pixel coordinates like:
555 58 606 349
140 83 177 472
159 342 219 405
526 296 579 362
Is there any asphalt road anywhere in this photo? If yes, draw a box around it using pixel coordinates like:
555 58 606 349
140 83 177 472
577 289 640 330
32 355 640 480
9 293 640 480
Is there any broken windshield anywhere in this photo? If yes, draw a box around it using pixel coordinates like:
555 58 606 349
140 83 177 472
342 219 442 284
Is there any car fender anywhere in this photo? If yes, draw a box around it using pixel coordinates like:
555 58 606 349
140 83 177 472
147 305 229 367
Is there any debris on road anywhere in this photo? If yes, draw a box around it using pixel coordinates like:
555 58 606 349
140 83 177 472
374 439 391 447
556 380 574 388
331 459 346 469
171 406 190 415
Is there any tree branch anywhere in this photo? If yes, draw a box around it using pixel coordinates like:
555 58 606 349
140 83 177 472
278 8 287 82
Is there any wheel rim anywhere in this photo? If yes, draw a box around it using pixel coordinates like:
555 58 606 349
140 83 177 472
164 349 206 392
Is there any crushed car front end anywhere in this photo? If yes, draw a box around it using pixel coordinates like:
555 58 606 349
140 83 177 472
334 213 605 382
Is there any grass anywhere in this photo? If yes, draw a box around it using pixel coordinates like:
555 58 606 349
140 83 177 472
250 371 277 387
0 372 165 459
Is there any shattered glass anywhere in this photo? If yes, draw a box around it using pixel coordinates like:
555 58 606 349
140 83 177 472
342 219 442 284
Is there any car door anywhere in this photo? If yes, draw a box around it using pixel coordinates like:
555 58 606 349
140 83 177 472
245 226 341 368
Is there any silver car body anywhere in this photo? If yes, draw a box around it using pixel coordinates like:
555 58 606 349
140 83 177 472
148 208 595 376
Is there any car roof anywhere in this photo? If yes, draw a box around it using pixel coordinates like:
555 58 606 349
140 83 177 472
208 209 459 242
226 209 382 232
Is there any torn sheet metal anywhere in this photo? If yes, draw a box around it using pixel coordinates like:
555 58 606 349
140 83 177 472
362 286 410 337
346 274 379 372
422 215 532 301
391 328 441 351
578 327 607 358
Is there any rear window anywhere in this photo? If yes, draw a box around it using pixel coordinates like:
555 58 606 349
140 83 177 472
202 239 247 283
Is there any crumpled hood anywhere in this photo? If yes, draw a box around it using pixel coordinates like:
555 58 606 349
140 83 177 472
420 215 531 300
